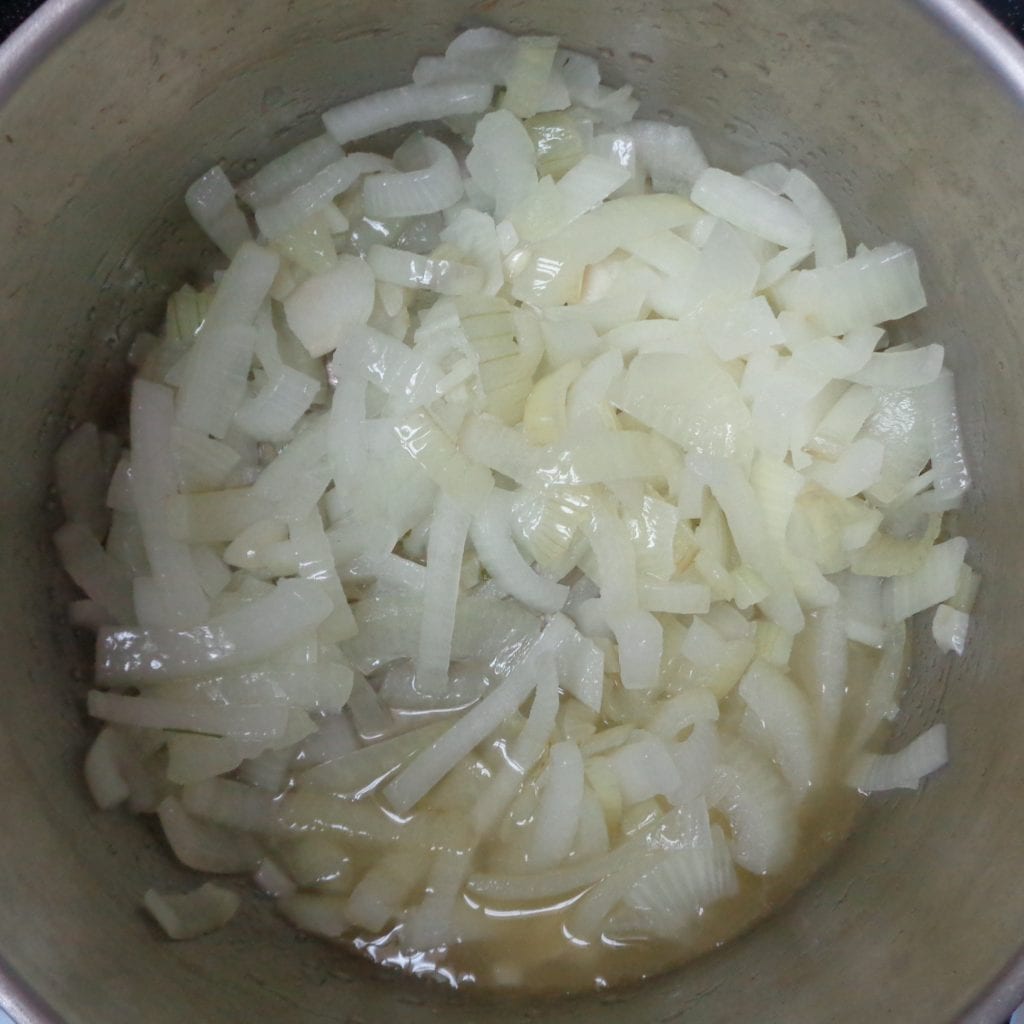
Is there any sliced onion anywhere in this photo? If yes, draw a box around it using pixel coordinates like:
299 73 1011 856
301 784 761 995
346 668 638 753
691 168 812 249
237 134 343 207
284 256 376 357
144 883 240 939
368 244 486 296
56 29 976 972
772 242 926 335
186 165 252 257
323 81 494 145
849 723 948 793
363 137 464 218
528 739 585 869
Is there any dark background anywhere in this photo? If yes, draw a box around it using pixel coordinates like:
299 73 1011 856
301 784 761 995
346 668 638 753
1 0 1023 41
0 2 1021 1024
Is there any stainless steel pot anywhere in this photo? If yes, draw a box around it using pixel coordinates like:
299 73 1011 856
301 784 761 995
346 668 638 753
1 1 1023 1021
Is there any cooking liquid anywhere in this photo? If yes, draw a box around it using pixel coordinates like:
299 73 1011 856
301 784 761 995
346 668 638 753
281 637 888 993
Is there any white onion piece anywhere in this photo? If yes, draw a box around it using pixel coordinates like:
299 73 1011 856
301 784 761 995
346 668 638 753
554 47 601 105
700 296 786 361
624 231 699 281
251 416 334 521
612 351 753 461
368 244 486 296
757 244 813 291
470 657 560 838
619 827 736 940
346 849 428 931
516 193 698 307
55 422 114 539
284 256 376 357
810 385 877 458
88 691 289 742
237 134 343 207
743 162 790 193
277 893 348 937
639 580 711 616
501 35 560 118
84 728 130 809
441 208 505 296
323 81 493 145
350 667 397 741
688 454 803 634
646 689 720 741
652 221 760 320
886 536 968 623
710 742 796 875
201 240 281 332
171 428 242 492
166 734 246 787
849 723 948 792
555 629 605 713
932 604 969 655
553 154 632 225
921 369 971 502
235 364 319 442
467 109 539 220
566 851 661 943
182 776 278 833
338 324 443 411
363 137 464 218
433 27 517 84
300 719 446 795
806 438 885 498
470 491 568 613
144 883 240 940
185 165 252 257
156 796 261 873
54 522 135 624
469 843 633 903
96 579 333 683
737 660 819 794
850 344 945 389
529 739 585 869
392 412 494 510
608 608 663 691
166 488 273 545
609 736 682 805
254 155 383 239
665 724 720 807
254 857 296 898
772 242 926 335
629 120 708 193
176 242 279 437
416 494 472 697
385 617 574 812
790 327 881 382
178 324 259 437
782 169 846 267
289 512 358 643
129 379 210 626
403 847 471 950
691 168 812 249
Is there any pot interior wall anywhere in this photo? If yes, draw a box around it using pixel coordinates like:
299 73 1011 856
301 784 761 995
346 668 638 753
1 2 1023 1022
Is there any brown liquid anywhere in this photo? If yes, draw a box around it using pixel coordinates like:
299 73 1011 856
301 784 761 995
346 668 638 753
288 637 890 994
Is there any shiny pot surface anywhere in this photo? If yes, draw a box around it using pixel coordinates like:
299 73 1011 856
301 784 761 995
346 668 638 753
1 1 1023 1021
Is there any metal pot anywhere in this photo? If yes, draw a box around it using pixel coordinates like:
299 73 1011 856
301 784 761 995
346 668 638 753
1 1 1022 1021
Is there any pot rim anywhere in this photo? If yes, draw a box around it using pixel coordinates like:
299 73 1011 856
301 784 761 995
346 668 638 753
0 0 1022 1021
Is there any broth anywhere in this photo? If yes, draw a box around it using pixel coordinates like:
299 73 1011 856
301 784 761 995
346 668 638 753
275 636 884 993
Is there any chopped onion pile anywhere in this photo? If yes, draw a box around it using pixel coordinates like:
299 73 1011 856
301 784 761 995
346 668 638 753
56 29 975 991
